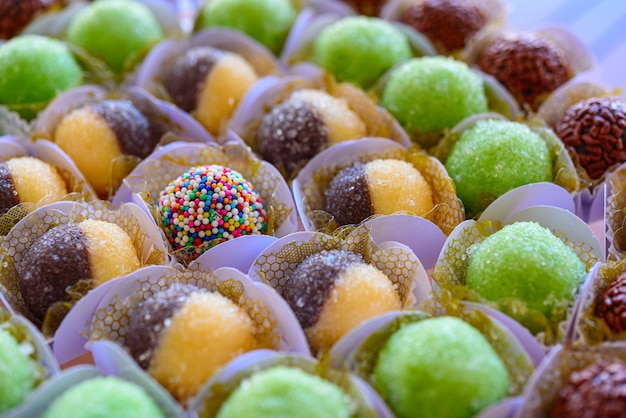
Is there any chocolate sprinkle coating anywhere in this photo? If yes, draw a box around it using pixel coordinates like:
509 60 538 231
340 0 387 16
0 0 56 39
17 224 91 323
256 100 328 175
163 47 224 112
284 250 365 329
597 272 626 334
124 283 197 369
551 361 626 418
325 162 373 226
556 97 626 180
0 162 19 216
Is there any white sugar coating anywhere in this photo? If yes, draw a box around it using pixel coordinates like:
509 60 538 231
6 157 67 205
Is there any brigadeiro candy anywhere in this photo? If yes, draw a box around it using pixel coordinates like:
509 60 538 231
597 272 626 334
0 0 60 39
339 0 388 16
0 326 39 413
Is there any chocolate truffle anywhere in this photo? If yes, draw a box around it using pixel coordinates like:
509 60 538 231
0 0 58 39
340 0 388 16
0 328 37 413
17 219 141 323
555 97 626 180
325 159 434 226
283 250 400 352
0 157 68 216
477 33 571 110
163 46 259 136
551 361 626 418
597 272 626 334
124 283 257 401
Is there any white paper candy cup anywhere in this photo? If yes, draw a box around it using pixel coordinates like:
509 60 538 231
476 397 521 418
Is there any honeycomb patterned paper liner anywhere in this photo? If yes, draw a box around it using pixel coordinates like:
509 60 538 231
0 200 165 337
606 164 626 260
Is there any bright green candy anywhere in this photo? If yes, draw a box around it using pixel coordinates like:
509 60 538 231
372 317 509 418
67 0 164 73
0 35 82 105
313 16 412 88
43 376 165 418
197 0 296 55
0 329 37 413
445 119 552 216
466 221 586 318
217 366 351 418
382 56 487 134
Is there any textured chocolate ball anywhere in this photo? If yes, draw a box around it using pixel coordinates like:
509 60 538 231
597 272 626 334
0 0 58 39
340 0 388 16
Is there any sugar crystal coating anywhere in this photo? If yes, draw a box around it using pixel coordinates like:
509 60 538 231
597 272 626 334
3 157 68 212
0 328 37 413
0 162 20 216
325 163 373 226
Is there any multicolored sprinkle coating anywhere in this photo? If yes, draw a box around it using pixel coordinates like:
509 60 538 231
158 165 268 259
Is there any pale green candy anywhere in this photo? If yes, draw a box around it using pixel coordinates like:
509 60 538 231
217 366 351 418
445 119 552 216
313 16 412 88
0 328 37 413
372 317 510 418
382 56 487 133
197 0 296 55
466 221 586 317
43 376 165 418
67 0 164 73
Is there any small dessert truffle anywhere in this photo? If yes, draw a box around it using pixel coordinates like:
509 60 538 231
17 219 141 323
445 119 552 216
325 159 434 226
66 0 164 73
313 16 412 88
465 222 586 319
124 283 257 401
0 0 58 39
372 316 510 418
163 46 259 136
382 56 488 138
283 250 401 352
256 89 366 175
339 0 388 16
216 366 352 418
0 328 37 413
158 165 268 260
196 0 296 55
555 97 626 180
596 272 626 334
42 376 166 418
477 33 571 110
551 361 626 418
0 157 68 216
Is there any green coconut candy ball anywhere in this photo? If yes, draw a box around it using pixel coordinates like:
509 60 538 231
445 119 553 216
197 0 297 55
372 316 510 418
43 376 166 418
67 0 164 73
466 221 587 318
0 328 37 413
217 366 352 418
0 35 82 106
381 56 487 135
313 16 412 88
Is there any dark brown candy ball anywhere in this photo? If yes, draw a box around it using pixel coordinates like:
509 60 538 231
325 162 373 226
339 0 388 16
597 272 626 334
0 0 58 39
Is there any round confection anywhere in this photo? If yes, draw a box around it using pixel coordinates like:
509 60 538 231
372 316 510 418
17 219 141 323
0 157 67 216
445 119 552 216
381 56 488 137
0 328 37 413
124 283 257 401
339 0 388 16
54 99 165 199
465 221 586 319
325 159 434 226
555 97 626 180
551 361 626 418
163 46 259 136
158 165 268 260
313 16 412 88
0 0 58 39
66 0 164 73
477 33 571 110
42 376 165 418
217 366 352 418
283 249 400 352
596 272 626 334
0 34 82 107
196 0 296 55
400 0 486 52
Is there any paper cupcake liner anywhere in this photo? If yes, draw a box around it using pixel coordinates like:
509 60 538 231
0 106 32 138
605 164 626 260
476 397 521 418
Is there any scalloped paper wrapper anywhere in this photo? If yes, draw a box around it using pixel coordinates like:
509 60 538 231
432 205 603 346
0 106 31 138
513 343 626 418
605 164 626 260
293 137 464 236
0 200 167 337
476 397 521 418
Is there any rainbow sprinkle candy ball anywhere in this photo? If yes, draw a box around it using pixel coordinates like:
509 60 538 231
158 165 268 259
